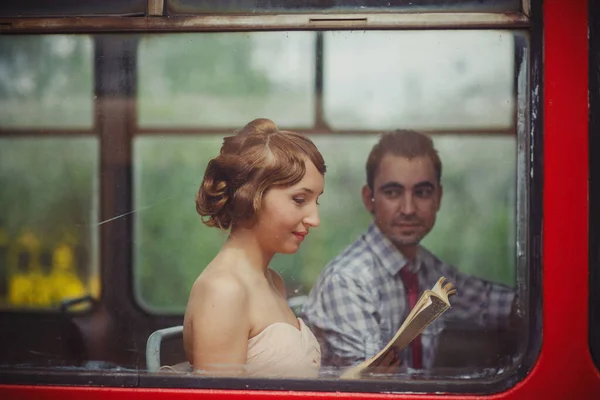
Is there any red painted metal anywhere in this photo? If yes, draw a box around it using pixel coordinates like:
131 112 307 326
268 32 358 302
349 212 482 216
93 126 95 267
1 0 599 398
536 0 600 397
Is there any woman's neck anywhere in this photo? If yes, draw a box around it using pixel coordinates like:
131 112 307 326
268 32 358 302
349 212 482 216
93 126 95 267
222 227 273 274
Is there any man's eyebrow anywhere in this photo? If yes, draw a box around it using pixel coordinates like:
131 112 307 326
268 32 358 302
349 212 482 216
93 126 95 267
414 181 435 189
378 181 435 191
379 182 405 191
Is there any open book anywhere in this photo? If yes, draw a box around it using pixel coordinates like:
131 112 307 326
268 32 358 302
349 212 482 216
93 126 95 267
340 276 457 379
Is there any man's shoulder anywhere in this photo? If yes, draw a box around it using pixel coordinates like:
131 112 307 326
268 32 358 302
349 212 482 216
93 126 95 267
418 246 468 283
419 246 456 272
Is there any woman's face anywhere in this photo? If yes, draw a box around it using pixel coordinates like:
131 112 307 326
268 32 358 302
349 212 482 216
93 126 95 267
254 160 324 255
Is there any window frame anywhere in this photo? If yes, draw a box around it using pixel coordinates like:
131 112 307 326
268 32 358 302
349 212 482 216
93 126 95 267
0 0 543 395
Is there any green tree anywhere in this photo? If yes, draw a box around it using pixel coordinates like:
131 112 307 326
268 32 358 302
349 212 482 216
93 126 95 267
0 35 93 128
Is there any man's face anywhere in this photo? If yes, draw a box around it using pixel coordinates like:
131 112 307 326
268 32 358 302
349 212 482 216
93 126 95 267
362 154 442 255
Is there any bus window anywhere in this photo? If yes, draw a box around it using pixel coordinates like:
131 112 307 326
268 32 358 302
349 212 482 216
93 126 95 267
0 35 99 311
132 29 529 388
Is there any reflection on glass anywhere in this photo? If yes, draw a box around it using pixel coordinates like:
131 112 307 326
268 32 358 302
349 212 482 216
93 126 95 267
324 31 515 131
0 35 93 129
137 33 315 128
0 138 99 310
167 0 521 14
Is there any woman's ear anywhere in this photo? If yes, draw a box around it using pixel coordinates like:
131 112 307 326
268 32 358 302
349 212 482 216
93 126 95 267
361 185 375 214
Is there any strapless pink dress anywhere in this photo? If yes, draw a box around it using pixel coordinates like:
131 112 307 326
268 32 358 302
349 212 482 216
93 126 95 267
244 318 321 378
162 318 321 378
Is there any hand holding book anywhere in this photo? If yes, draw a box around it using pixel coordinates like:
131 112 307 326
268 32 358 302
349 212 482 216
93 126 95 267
340 276 457 379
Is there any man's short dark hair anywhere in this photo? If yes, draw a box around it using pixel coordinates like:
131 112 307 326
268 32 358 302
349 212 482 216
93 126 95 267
366 130 442 190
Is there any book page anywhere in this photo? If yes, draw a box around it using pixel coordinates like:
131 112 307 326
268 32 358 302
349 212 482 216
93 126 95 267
340 277 455 379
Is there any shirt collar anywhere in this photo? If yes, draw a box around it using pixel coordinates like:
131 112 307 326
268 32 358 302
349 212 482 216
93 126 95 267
363 223 424 276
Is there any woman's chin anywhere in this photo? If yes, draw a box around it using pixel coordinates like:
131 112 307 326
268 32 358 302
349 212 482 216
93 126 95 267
277 243 301 255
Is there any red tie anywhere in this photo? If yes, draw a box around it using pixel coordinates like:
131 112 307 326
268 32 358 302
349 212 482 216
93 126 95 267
399 267 423 369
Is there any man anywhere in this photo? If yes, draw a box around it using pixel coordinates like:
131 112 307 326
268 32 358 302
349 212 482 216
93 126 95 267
302 130 516 370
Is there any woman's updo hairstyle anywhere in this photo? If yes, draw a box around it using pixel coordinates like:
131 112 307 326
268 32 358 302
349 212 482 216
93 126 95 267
196 118 326 230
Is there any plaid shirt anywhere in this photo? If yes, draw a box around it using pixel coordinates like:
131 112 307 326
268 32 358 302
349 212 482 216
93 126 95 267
301 223 515 370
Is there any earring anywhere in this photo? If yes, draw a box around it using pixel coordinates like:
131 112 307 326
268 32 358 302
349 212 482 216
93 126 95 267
371 197 375 202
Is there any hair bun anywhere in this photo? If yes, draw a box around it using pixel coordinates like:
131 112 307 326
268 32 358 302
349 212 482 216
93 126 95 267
238 118 278 137
220 118 278 156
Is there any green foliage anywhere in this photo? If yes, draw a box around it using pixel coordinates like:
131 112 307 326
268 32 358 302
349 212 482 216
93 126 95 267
422 137 516 287
138 34 275 127
142 34 271 96
133 136 226 312
0 35 93 128
137 32 315 128
0 138 98 276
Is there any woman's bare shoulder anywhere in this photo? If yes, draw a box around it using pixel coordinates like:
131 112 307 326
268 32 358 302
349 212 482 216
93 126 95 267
184 262 251 370
191 265 248 304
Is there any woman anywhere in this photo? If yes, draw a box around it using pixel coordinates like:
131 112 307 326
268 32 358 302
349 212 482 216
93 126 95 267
183 118 326 378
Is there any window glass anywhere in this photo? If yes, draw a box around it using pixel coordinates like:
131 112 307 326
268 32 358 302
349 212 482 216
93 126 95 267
137 33 315 128
134 135 515 308
0 35 93 129
0 28 530 392
134 29 528 388
0 138 100 310
323 31 514 131
167 0 521 15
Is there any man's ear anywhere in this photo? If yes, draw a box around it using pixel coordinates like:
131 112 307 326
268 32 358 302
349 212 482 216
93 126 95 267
361 185 374 214
436 183 443 211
